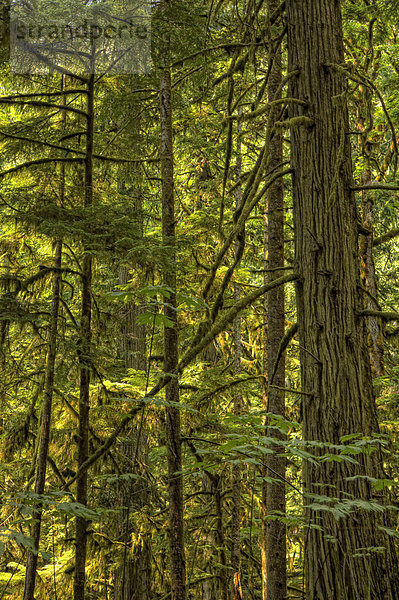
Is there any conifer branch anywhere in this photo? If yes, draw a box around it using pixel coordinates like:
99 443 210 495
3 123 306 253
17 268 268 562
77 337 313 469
0 131 158 164
0 90 88 99
0 158 85 178
0 98 88 117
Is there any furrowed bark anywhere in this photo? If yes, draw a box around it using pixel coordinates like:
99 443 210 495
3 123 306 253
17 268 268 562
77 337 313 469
263 1 287 597
286 1 399 598
160 48 186 600
73 72 94 600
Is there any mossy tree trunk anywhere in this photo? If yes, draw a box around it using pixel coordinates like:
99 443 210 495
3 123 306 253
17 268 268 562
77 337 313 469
286 1 399 598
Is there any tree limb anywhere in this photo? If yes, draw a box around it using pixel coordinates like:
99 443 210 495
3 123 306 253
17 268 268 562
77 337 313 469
373 228 399 247
352 184 399 191
0 157 85 178
269 322 298 384
358 310 399 321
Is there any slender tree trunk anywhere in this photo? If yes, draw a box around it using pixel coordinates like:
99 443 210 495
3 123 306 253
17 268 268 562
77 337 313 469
357 88 384 378
24 76 66 600
286 1 399 598
73 72 94 600
114 238 151 600
23 239 62 600
160 61 186 600
231 112 242 600
360 175 384 377
263 1 286 597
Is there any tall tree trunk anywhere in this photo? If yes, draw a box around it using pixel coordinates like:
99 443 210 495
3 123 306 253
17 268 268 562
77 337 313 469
23 239 62 600
357 87 384 378
231 111 242 600
73 72 94 600
262 1 286 597
160 59 186 600
360 176 384 377
24 76 66 600
113 202 151 599
286 1 399 599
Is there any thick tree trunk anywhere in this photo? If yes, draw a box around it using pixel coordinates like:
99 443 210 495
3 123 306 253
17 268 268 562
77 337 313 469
161 63 186 600
73 72 94 600
286 1 399 599
263 0 286 597
23 239 62 600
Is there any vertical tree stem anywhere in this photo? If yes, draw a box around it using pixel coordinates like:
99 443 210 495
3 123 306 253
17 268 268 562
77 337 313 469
73 71 94 600
160 53 186 600
263 1 287 598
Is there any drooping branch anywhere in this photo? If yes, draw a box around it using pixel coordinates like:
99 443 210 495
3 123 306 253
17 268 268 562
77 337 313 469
0 158 85 178
62 405 144 491
0 89 88 99
0 131 158 164
0 98 88 117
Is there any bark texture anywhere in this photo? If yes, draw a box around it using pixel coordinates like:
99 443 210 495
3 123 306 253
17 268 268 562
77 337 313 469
263 1 286 597
161 64 186 600
286 1 399 598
